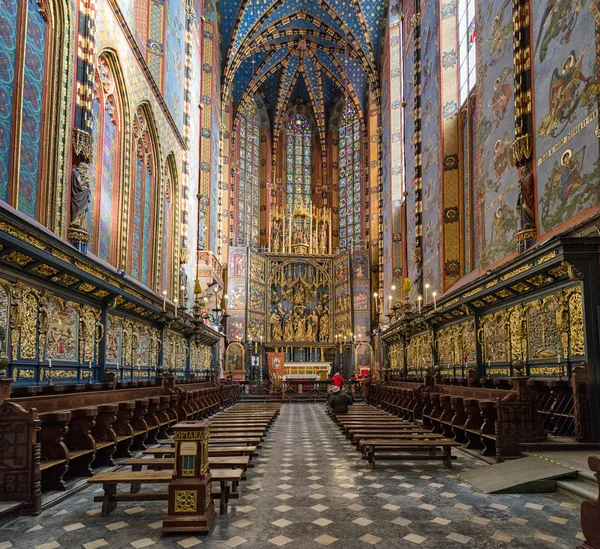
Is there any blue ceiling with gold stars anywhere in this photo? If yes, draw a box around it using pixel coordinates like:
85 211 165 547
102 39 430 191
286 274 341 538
221 0 388 129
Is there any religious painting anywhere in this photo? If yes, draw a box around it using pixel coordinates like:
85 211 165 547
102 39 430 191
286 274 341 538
352 254 369 280
533 0 600 234
475 0 519 267
353 286 369 311
249 286 265 312
356 343 373 370
0 283 8 358
248 312 265 341
228 284 247 309
227 317 245 342
267 352 284 379
225 342 245 376
268 259 331 343
165 0 186 132
45 299 78 362
421 0 443 290
249 251 265 281
229 252 246 280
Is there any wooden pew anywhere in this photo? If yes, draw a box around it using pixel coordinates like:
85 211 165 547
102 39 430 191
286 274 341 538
88 469 244 516
359 438 461 469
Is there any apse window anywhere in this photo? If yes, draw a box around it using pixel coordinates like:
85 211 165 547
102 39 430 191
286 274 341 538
286 114 312 209
458 0 476 105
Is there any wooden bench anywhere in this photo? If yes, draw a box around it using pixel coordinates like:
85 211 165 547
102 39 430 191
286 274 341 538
88 469 244 516
143 446 257 458
121 456 250 475
358 438 461 469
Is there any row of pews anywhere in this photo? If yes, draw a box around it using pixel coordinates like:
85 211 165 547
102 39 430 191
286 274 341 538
87 403 281 517
374 376 538 460
0 376 241 514
328 403 460 469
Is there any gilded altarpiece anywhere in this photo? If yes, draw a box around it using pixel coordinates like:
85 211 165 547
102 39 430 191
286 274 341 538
106 315 160 379
478 285 585 376
351 251 371 340
267 256 332 344
227 247 247 342
164 331 189 378
190 342 212 374
388 342 404 372
435 319 477 377
247 251 266 342
406 332 434 376
333 253 352 338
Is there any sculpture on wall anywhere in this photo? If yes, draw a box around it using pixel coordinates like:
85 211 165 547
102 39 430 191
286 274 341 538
516 164 535 231
70 162 91 229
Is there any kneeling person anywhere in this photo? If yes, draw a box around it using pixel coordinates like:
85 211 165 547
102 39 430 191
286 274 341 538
327 385 354 414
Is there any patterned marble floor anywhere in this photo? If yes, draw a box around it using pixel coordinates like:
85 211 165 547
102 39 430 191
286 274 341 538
0 404 585 549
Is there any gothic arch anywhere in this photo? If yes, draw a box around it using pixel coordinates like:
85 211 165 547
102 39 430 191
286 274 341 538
160 153 180 299
127 102 162 290
89 50 129 266
0 0 71 227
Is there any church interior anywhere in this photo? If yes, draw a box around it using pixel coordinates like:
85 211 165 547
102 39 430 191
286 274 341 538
1 0 600 546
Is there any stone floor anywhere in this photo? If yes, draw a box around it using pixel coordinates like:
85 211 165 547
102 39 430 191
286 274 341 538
0 404 585 548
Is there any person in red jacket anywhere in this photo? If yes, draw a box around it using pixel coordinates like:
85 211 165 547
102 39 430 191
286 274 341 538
331 371 344 388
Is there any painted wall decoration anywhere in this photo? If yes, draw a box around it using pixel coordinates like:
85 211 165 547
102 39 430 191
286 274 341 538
164 330 188 378
44 300 78 362
475 0 519 267
533 0 600 235
165 0 186 132
420 0 443 290
227 247 248 340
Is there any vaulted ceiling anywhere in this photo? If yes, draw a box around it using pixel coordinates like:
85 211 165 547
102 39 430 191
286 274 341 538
221 0 388 130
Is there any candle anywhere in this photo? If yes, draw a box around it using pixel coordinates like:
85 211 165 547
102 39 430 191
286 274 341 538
391 284 396 307
557 353 561 364
425 283 430 304
373 292 379 315
432 291 437 310
162 290 167 311
174 298 178 318
48 358 52 369
89 361 92 369
417 295 422 313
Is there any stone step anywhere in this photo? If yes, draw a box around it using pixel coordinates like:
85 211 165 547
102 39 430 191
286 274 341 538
556 477 597 502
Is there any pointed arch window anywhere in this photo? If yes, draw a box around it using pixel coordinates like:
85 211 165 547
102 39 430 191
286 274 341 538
338 105 361 249
0 0 53 220
161 158 178 297
89 56 122 264
458 0 477 104
129 107 157 287
237 101 260 247
286 113 312 209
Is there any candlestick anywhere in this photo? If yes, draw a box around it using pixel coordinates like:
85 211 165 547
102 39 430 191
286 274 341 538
432 291 437 310
425 283 430 305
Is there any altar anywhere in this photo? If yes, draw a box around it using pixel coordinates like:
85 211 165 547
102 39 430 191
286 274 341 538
284 361 331 380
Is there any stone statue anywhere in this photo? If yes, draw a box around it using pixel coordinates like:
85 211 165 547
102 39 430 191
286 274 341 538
517 164 535 230
71 162 91 228
319 222 327 254
270 306 283 340
179 267 189 306
319 306 330 342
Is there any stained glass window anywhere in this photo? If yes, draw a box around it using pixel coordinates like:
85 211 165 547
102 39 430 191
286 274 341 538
237 100 260 248
338 105 361 249
458 0 476 104
0 0 48 219
286 114 312 209
161 163 176 297
130 107 156 287
89 56 121 265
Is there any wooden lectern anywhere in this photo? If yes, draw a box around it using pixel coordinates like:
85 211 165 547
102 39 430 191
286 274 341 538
162 422 216 534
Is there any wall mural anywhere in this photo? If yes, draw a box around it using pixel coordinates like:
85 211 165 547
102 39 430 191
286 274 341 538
165 0 186 132
533 0 600 234
268 258 332 343
475 0 519 266
421 0 443 290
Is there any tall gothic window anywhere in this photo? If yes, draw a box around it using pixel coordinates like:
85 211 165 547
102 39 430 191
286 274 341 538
286 113 312 209
458 0 477 104
89 56 122 264
237 101 260 247
0 0 51 219
129 107 157 287
338 105 361 249
161 159 176 296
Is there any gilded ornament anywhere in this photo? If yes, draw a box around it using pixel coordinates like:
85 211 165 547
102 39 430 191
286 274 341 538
566 287 585 356
52 273 80 286
510 282 530 293
526 275 548 287
2 251 34 267
462 286 483 299
17 368 35 379
32 264 60 277
537 251 557 265
500 264 532 281
51 248 72 262
548 264 569 279
471 300 485 308
79 283 96 293
485 280 499 289
93 290 110 298
0 221 46 249
495 289 513 298
174 490 197 513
